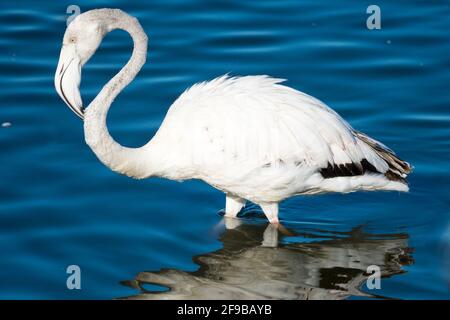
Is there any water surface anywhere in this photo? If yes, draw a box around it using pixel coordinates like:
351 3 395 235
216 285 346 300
0 0 449 299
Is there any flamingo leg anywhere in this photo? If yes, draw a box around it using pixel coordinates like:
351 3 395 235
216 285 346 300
260 202 279 224
224 195 246 218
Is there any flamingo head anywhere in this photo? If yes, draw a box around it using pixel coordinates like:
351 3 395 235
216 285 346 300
54 11 107 120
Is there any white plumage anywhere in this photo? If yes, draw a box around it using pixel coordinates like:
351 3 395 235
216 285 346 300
55 9 411 224
154 75 408 197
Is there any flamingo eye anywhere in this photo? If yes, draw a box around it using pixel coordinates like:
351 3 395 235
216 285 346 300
69 36 77 43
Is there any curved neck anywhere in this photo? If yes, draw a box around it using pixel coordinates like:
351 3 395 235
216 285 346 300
84 12 158 179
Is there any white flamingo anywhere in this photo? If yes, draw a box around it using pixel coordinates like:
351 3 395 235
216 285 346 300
55 9 411 224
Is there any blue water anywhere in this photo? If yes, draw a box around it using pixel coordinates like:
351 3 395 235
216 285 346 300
0 0 449 299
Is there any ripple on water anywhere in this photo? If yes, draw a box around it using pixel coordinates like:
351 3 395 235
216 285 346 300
0 0 449 299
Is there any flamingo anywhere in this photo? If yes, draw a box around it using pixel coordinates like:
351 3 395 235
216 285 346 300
55 9 411 224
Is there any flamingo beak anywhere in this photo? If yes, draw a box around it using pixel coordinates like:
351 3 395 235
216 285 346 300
55 45 84 120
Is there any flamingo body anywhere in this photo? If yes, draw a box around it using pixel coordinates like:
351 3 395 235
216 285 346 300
150 75 409 201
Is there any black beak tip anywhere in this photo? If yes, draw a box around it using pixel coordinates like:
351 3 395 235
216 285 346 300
77 108 84 120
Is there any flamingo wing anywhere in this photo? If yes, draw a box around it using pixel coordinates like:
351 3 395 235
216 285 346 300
161 76 387 170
